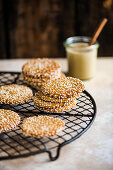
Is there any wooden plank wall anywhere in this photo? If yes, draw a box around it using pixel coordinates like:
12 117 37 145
0 0 7 58
0 0 75 59
0 0 113 58
75 0 113 56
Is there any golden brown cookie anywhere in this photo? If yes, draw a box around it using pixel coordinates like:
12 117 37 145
41 77 85 99
23 73 66 89
21 116 65 137
33 91 77 109
35 91 77 103
22 72 62 83
24 80 45 89
0 84 33 104
22 58 61 78
35 100 77 113
0 109 20 133
33 95 73 108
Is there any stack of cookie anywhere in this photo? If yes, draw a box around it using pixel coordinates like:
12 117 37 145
33 77 85 113
22 58 65 89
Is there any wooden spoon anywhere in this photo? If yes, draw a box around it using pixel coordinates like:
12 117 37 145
89 18 108 46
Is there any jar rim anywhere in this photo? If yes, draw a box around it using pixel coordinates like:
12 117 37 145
64 36 99 49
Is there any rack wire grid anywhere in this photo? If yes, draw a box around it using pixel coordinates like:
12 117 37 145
0 72 96 161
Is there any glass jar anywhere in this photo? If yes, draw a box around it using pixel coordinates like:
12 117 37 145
64 36 99 80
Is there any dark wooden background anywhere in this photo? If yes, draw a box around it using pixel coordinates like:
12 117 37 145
0 0 113 59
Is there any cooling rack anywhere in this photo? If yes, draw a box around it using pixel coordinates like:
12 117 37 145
0 72 96 161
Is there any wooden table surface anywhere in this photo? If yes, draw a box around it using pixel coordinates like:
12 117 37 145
0 57 113 170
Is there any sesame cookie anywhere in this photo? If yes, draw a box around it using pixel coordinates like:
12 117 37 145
22 72 65 83
22 72 62 83
0 84 33 104
33 95 75 109
35 91 78 103
35 100 77 113
24 80 45 89
21 116 65 137
22 58 61 78
41 77 85 99
0 109 20 133
22 73 49 83
23 73 66 89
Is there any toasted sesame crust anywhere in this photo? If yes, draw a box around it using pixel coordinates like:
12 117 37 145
22 58 61 78
0 84 33 104
0 109 20 133
21 116 65 137
41 77 85 99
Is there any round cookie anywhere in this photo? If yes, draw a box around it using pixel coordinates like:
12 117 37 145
33 91 77 108
21 116 65 137
24 80 45 89
0 84 33 104
35 100 77 113
41 77 85 99
33 95 75 108
35 91 78 103
23 73 66 90
22 73 50 83
22 72 63 83
22 58 61 78
0 109 20 133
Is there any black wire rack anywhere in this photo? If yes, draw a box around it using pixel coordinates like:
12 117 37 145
0 72 96 161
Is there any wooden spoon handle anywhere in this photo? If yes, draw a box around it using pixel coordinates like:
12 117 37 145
89 18 108 46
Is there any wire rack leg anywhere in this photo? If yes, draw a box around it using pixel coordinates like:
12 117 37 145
46 146 61 161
